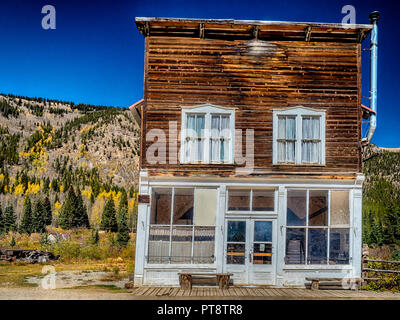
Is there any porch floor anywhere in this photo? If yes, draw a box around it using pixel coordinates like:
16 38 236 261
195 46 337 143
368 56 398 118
129 286 400 300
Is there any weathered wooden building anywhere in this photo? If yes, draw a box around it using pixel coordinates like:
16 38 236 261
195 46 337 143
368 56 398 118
132 15 379 287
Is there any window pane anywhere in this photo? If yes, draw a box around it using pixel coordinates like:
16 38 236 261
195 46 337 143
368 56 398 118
210 139 219 161
254 221 272 242
211 115 220 131
194 189 217 226
287 141 295 162
228 189 250 211
227 243 245 264
308 229 327 264
227 221 246 242
196 138 203 161
301 141 311 162
302 116 311 139
150 188 172 224
329 228 350 265
187 115 196 131
196 115 204 137
285 228 305 264
287 190 307 226
193 226 215 264
253 243 272 265
173 188 194 225
308 190 328 226
312 117 320 139
286 116 296 139
278 117 286 139
330 191 350 227
278 141 285 162
252 190 274 211
171 226 192 263
148 225 170 264
221 115 230 131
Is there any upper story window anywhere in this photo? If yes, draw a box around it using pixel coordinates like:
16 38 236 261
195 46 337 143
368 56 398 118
181 104 235 164
273 107 326 165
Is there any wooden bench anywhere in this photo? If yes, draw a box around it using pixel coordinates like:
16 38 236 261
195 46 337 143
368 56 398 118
305 277 362 291
178 273 232 290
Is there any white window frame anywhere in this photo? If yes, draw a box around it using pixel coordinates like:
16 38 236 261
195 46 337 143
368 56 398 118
272 107 326 165
180 104 235 164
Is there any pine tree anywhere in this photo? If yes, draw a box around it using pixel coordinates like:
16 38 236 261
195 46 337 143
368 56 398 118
19 196 33 234
42 196 52 226
118 188 128 216
4 205 17 233
10 236 16 247
75 187 90 228
32 199 46 233
59 186 76 229
116 207 130 247
101 198 118 232
91 228 99 245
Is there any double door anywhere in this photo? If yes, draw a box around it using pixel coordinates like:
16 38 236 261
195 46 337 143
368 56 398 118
224 218 276 285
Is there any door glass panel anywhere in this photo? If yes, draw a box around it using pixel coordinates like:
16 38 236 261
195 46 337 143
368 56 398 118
226 221 246 265
253 243 272 264
253 221 273 265
227 243 245 264
227 221 246 242
329 228 349 265
254 221 272 242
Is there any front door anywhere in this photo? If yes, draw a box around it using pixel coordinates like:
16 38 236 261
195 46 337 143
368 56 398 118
224 218 276 285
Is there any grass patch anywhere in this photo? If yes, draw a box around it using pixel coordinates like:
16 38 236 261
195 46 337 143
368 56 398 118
67 284 130 293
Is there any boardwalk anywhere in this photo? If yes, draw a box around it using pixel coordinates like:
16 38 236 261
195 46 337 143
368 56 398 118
130 286 400 300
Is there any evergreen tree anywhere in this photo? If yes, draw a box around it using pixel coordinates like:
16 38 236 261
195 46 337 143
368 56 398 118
32 199 46 233
118 188 128 216
10 236 16 247
59 186 76 229
43 196 52 226
101 198 118 232
19 196 33 234
116 207 130 247
75 187 90 228
4 205 17 233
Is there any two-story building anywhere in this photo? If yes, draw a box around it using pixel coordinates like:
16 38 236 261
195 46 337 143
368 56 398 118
132 15 379 287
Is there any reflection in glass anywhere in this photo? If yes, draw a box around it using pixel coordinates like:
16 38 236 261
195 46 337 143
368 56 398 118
285 228 305 264
329 228 349 264
228 190 250 211
287 190 307 226
254 221 272 242
227 221 246 242
226 243 245 264
253 243 272 264
252 190 274 211
308 190 328 226
308 229 327 264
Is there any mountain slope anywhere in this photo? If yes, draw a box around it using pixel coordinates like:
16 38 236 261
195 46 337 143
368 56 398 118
0 93 140 228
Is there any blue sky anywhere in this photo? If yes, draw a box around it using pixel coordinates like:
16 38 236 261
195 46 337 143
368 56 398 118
0 0 398 147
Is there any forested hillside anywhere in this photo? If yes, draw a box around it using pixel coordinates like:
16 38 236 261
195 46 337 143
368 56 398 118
362 144 400 250
0 93 140 238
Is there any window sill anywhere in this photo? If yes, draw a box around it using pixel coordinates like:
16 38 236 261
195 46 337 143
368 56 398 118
273 163 326 167
283 264 352 270
181 161 234 165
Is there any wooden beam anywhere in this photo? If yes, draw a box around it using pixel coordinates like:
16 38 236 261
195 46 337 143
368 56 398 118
305 26 312 41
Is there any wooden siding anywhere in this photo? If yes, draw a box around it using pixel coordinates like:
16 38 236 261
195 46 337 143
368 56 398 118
142 36 362 177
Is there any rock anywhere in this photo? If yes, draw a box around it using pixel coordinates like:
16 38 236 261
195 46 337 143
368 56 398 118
124 281 135 289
